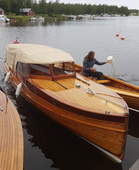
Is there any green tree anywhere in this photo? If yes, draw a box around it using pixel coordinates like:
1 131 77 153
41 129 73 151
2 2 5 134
24 0 32 8
32 1 39 14
0 0 8 12
0 0 130 16
39 0 47 14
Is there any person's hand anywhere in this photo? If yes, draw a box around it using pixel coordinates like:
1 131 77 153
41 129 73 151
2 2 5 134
91 68 96 72
106 60 109 63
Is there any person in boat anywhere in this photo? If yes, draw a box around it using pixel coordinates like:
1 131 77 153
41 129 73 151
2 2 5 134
82 51 108 80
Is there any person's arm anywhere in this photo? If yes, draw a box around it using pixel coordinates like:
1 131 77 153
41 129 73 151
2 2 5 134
95 58 107 65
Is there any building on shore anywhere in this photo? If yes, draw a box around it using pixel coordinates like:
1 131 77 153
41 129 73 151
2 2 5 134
20 8 35 16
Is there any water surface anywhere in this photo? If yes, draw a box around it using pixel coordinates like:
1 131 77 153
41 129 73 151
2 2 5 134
0 16 139 170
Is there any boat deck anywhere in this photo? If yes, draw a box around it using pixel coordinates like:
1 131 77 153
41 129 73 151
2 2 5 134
29 76 128 115
0 90 23 170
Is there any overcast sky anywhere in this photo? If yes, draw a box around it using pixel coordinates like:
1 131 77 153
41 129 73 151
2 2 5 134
56 0 139 9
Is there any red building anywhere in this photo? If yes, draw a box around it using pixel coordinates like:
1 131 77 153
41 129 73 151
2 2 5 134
0 8 4 15
20 8 35 16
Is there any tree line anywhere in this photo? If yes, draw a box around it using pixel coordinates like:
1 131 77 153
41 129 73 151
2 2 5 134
0 0 130 16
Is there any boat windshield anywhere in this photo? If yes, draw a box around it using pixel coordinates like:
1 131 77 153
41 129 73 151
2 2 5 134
29 64 50 77
53 62 74 76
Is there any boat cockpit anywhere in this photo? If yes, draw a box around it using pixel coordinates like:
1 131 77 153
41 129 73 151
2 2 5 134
16 62 76 81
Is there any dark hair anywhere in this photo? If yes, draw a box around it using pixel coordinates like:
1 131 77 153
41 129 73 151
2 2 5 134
85 51 95 61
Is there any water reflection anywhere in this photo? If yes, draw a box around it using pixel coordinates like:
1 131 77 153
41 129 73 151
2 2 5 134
128 110 139 138
7 19 63 27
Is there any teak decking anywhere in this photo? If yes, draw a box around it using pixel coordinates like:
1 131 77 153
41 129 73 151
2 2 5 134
29 76 127 114
0 90 23 170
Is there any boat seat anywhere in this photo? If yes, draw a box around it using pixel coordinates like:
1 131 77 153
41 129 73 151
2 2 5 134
81 72 98 81
97 80 111 84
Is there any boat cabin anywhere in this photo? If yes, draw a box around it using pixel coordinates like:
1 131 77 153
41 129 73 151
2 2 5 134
16 62 75 82
5 44 76 82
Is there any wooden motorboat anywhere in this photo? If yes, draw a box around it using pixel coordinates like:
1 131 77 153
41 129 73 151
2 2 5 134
3 44 129 163
0 88 23 170
75 64 139 111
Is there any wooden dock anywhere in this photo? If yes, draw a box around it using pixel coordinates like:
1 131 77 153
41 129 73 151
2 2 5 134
0 90 23 170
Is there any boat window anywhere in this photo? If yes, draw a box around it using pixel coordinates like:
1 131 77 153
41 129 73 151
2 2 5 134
16 62 22 73
53 62 74 76
23 64 29 76
29 64 50 77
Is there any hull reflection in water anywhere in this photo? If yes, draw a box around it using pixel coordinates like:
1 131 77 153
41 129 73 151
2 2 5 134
128 110 139 138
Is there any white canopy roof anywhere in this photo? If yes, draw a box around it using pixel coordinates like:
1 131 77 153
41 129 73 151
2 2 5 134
6 44 74 71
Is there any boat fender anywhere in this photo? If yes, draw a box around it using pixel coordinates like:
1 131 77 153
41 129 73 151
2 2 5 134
15 83 22 98
4 72 11 82
107 56 114 64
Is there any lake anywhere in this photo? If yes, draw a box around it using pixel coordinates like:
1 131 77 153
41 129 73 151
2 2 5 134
0 16 139 170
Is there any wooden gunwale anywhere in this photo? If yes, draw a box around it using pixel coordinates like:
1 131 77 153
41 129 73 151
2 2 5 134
0 90 23 170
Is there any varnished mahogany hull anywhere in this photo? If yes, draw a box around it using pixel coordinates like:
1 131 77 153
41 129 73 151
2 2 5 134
0 90 23 170
7 78 128 162
75 64 139 111
22 87 128 162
